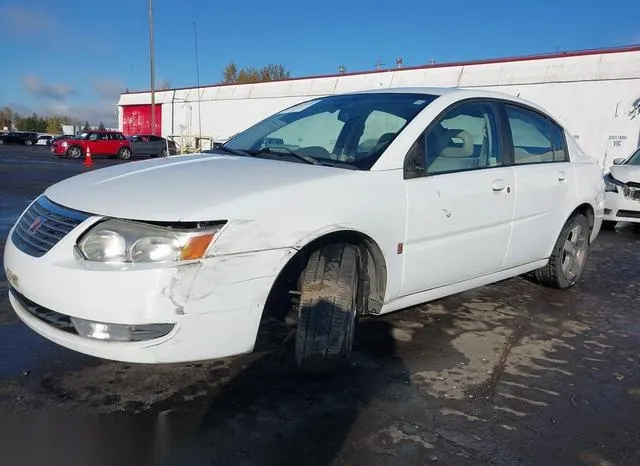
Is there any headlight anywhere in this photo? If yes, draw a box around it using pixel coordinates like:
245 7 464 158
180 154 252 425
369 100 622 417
61 141 68 147
77 219 224 263
603 173 625 193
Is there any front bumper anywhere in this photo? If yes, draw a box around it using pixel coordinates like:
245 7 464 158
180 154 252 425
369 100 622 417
4 226 295 363
51 146 66 156
603 190 640 223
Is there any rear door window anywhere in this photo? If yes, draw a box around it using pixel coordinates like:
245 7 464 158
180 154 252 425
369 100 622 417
505 105 563 164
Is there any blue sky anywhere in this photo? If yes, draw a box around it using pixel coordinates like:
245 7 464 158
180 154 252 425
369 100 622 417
1 0 638 127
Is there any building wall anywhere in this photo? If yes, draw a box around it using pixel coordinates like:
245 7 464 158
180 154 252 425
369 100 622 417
118 47 640 168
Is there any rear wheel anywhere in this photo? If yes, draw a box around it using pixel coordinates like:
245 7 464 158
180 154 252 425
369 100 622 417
118 147 132 160
535 213 590 289
66 146 82 159
295 243 360 372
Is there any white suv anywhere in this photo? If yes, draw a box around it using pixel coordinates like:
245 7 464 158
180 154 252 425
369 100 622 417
4 88 605 371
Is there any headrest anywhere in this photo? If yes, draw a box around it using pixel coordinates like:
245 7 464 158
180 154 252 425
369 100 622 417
440 129 474 158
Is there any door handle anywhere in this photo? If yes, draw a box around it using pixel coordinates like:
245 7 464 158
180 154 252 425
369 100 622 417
558 171 567 181
492 179 506 191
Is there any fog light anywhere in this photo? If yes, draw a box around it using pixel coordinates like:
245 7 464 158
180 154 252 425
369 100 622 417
70 317 174 342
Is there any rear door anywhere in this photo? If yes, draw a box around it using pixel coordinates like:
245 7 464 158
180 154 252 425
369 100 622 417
149 135 165 155
401 99 515 295
500 103 575 267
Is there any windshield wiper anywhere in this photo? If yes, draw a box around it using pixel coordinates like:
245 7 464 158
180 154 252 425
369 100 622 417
213 145 253 157
250 147 319 165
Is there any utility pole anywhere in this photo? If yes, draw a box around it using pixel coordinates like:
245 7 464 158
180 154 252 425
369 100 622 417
149 0 156 135
194 22 202 142
373 59 385 71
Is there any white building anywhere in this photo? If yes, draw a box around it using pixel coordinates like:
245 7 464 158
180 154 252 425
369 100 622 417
118 45 640 168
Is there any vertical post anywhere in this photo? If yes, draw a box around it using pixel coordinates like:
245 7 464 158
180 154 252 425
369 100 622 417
194 22 202 145
149 0 156 135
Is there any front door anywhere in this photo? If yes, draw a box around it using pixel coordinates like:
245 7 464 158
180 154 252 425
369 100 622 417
401 100 515 295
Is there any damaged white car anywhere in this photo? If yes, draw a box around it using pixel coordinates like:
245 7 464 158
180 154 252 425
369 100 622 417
603 146 640 228
4 88 605 371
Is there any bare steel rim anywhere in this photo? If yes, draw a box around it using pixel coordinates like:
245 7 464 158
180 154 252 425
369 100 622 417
561 223 588 282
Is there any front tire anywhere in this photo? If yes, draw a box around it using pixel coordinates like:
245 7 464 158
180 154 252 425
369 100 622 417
66 146 82 159
535 213 590 289
295 243 360 372
25 140 33 146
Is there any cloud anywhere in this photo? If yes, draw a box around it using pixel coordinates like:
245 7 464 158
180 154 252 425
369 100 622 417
22 75 77 100
0 4 58 38
92 79 125 101
42 102 118 128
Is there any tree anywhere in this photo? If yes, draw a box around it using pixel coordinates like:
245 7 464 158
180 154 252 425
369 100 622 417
221 62 290 84
45 115 74 134
98 121 105 130
83 120 91 130
17 113 47 132
0 106 14 130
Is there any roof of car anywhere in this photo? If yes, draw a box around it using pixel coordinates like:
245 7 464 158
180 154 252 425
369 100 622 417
345 86 549 114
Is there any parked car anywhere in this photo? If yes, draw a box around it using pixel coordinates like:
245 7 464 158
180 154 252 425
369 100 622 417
602 146 640 228
128 134 176 157
4 88 605 372
0 131 39 145
36 134 56 145
50 130 132 159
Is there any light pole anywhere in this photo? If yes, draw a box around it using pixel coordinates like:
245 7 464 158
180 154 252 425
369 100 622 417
148 0 156 135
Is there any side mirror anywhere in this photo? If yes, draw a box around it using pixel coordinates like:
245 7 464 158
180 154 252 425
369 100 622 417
612 158 625 165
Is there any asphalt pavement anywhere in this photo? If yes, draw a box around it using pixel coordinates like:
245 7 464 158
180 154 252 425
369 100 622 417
0 145 639 466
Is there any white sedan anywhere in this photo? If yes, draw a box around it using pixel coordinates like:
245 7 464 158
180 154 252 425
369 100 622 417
603 146 640 228
3 88 605 372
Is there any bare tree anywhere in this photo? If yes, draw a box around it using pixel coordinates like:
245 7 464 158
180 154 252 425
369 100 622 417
221 62 290 84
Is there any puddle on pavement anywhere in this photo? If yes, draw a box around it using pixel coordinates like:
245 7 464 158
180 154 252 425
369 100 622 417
0 195 32 238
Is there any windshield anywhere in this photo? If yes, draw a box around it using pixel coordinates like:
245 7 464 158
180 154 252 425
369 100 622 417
77 132 90 140
627 146 640 165
223 92 437 169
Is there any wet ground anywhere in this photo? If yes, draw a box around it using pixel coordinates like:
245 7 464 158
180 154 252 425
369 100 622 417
0 146 639 466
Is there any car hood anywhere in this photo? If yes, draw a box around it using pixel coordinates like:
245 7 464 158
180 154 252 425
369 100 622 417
44 154 352 221
610 164 640 184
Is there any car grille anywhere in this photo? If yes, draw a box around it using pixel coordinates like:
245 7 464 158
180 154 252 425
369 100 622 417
10 287 77 334
617 210 640 219
11 196 90 257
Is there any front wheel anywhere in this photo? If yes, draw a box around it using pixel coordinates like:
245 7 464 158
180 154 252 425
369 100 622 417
66 146 82 159
24 140 33 146
535 213 590 289
295 243 360 372
118 147 132 160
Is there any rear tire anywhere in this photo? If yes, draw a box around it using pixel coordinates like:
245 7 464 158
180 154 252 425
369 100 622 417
295 243 360 372
535 213 590 289
601 220 617 230
118 147 132 160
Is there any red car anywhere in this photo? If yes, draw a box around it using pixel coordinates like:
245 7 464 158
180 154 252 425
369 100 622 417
51 130 132 160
